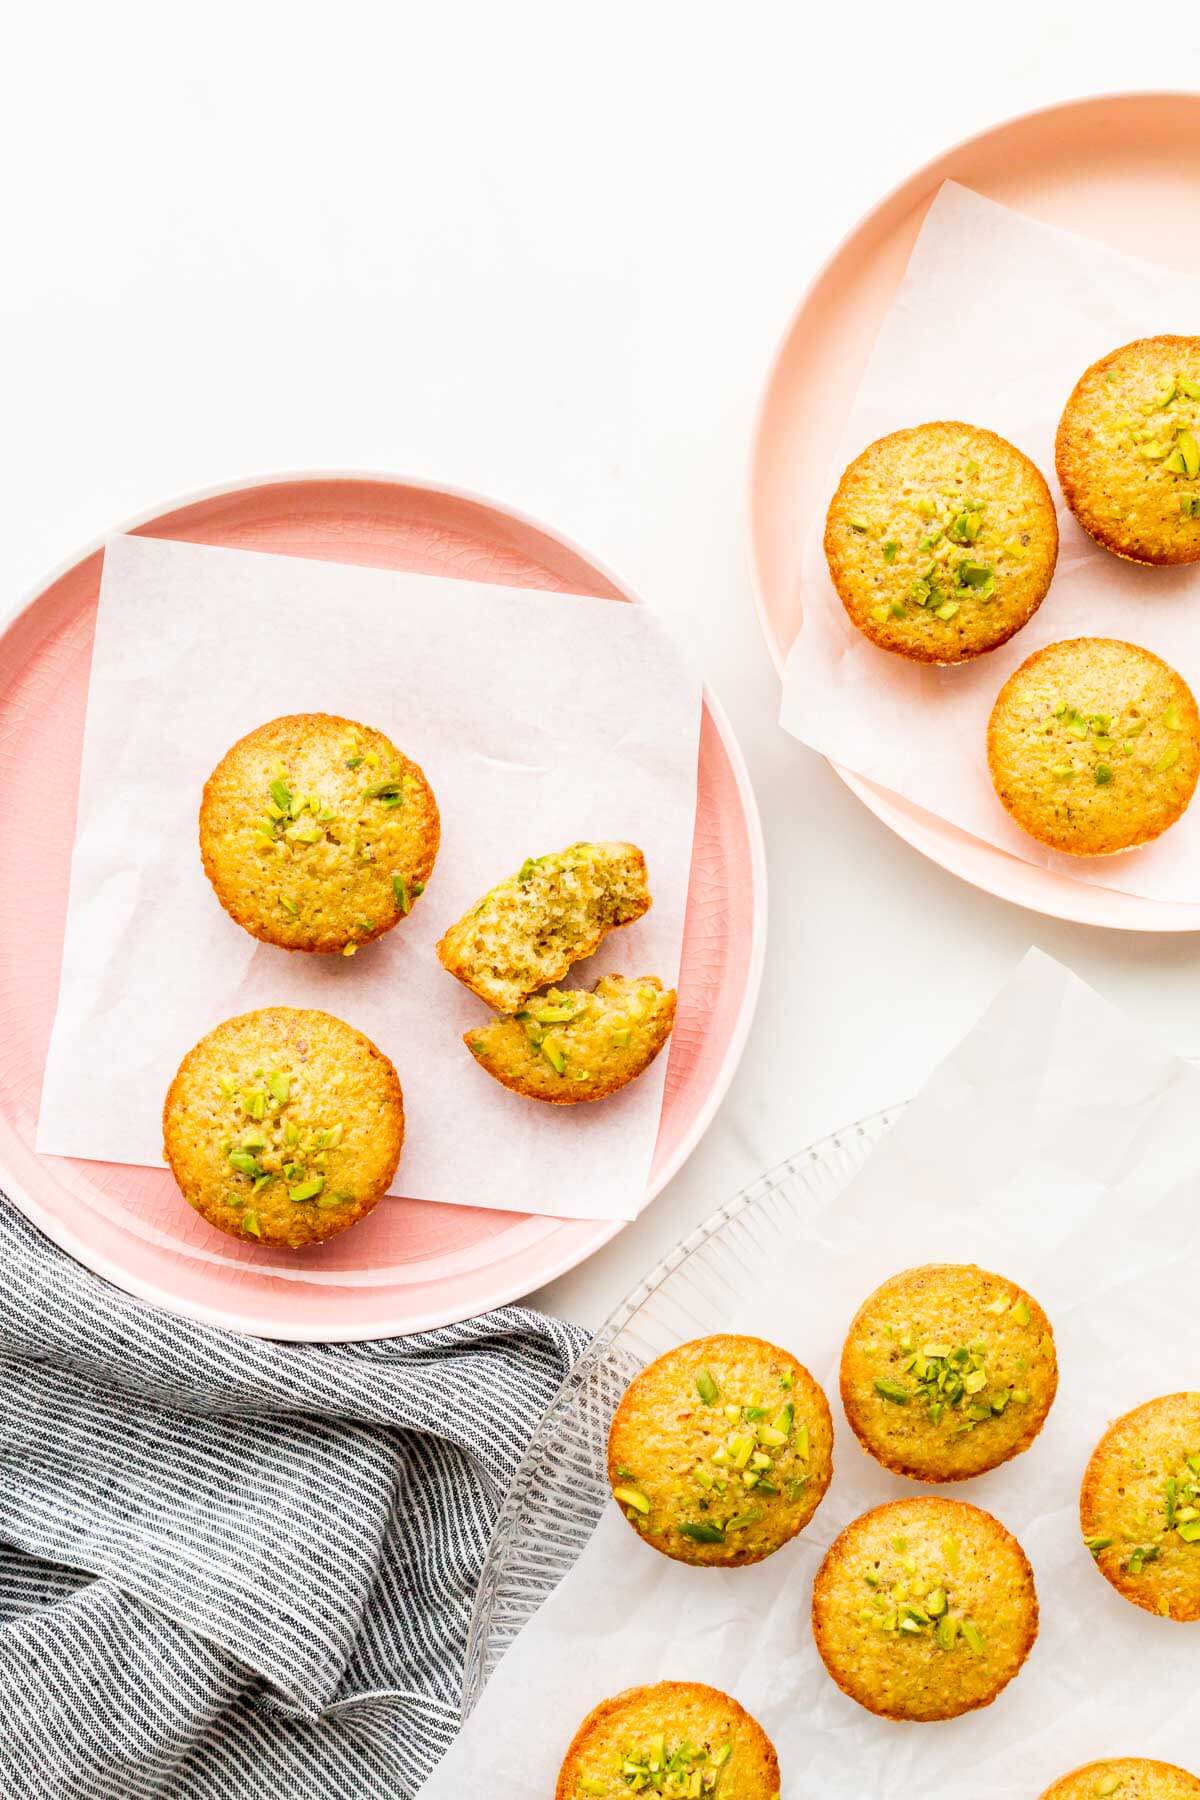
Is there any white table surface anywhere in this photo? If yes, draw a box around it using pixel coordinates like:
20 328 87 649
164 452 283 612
7 4 1200 1334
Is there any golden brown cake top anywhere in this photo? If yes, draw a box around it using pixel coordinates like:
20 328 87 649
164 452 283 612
555 1683 779 1800
1041 1758 1200 1799
465 974 675 1104
1056 336 1200 565
200 712 439 954
1081 1391 1200 1622
812 1496 1038 1721
607 1334 832 1567
840 1262 1058 1481
824 421 1057 662
988 638 1200 855
162 1006 403 1248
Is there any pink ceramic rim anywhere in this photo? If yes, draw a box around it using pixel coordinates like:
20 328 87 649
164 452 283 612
1 470 767 1339
748 89 1200 934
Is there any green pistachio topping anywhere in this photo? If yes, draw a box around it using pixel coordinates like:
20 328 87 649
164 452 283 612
289 1176 325 1203
227 1149 262 1177
612 1484 650 1515
695 1369 720 1405
241 1210 261 1238
678 1521 726 1544
874 1379 911 1405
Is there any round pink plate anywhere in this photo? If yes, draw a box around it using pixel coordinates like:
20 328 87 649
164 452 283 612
1 474 765 1339
751 91 1200 932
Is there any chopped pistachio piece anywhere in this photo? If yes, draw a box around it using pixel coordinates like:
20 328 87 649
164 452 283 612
960 1620 985 1655
726 1509 763 1531
678 1521 725 1544
392 873 411 914
882 540 898 562
266 1071 290 1105
289 1176 325 1203
241 1210 261 1238
847 515 870 532
1154 745 1181 773
227 1149 262 1177
695 1369 720 1405
935 599 960 622
874 1379 910 1405
612 1484 650 1514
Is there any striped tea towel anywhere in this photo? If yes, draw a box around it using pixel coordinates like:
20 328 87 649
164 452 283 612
0 1201 588 1798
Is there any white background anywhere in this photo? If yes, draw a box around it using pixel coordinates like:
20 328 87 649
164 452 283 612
6 4 1200 1330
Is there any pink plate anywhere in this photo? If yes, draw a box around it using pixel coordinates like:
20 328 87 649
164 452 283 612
751 91 1200 932
0 474 766 1339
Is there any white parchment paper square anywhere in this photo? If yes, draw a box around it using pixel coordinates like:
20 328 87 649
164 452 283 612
36 533 701 1223
781 181 1200 904
421 950 1200 1798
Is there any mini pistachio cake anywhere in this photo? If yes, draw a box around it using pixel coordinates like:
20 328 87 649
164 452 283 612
437 842 650 1013
200 713 439 954
811 1496 1038 1722
840 1263 1058 1483
464 973 676 1104
1056 337 1200 565
1041 1760 1200 1800
824 422 1058 663
162 1007 404 1248
555 1682 780 1800
1080 1391 1200 1623
988 638 1200 855
606 1334 833 1568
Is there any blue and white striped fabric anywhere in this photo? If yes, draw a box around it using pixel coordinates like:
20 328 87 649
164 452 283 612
0 1201 587 1798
